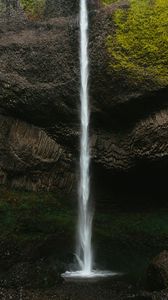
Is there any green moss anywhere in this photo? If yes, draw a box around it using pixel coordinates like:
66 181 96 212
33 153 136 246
94 210 168 279
0 186 168 279
20 0 46 19
106 0 168 85
0 1 5 15
95 211 168 239
0 186 75 241
102 0 119 5
0 185 168 245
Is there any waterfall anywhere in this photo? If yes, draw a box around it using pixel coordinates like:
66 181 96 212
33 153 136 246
76 0 92 274
62 0 116 280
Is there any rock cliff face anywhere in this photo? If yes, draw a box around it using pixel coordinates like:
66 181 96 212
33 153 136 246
45 0 78 17
0 0 168 196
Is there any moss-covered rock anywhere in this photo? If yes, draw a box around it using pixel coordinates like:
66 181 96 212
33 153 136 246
0 1 6 15
102 0 119 5
106 0 168 86
20 0 46 19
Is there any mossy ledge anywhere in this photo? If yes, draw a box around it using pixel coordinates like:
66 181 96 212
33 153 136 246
20 0 46 19
106 0 168 86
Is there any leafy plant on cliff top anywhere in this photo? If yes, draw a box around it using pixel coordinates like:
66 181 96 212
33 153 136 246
20 0 46 19
107 0 168 85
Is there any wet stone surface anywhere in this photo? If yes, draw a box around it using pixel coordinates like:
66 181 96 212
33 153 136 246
0 280 135 300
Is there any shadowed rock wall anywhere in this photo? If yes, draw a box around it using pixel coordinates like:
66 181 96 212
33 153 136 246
0 115 74 191
0 0 168 195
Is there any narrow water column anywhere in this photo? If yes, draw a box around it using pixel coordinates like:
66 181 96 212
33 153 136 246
77 0 93 273
62 0 115 280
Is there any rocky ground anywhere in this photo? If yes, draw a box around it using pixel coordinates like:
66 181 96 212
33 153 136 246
0 281 135 300
0 187 167 299
0 281 167 300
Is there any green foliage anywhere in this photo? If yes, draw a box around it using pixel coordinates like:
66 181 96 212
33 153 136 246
102 0 118 5
107 0 168 85
0 0 6 15
20 0 46 19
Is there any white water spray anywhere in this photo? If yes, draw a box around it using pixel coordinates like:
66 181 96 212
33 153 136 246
62 0 117 280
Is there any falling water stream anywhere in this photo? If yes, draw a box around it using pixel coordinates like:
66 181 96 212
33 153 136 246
76 0 92 274
62 0 116 280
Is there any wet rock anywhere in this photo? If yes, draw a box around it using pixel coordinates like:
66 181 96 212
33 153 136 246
0 115 75 192
125 295 152 300
124 290 168 300
0 1 168 193
146 251 168 292
0 260 63 288
44 0 78 17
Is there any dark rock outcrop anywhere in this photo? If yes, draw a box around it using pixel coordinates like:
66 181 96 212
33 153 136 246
0 115 74 191
125 290 168 300
0 0 168 193
146 251 168 292
45 0 78 17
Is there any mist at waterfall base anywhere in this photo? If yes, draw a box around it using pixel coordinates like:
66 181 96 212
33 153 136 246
62 0 117 280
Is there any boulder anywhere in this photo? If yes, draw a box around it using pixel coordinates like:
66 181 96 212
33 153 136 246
146 251 168 292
